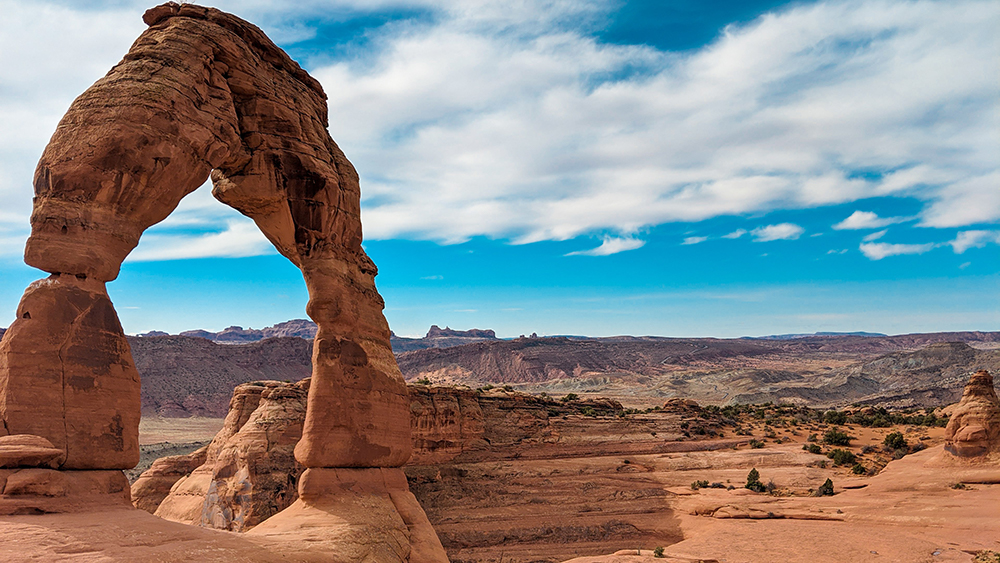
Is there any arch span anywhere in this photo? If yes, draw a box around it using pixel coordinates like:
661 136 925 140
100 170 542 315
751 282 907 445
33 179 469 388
0 3 444 560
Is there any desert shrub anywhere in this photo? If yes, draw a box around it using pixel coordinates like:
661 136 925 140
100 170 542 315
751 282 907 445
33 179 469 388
709 482 726 489
807 433 818 442
690 480 709 490
973 551 1000 563
851 463 866 475
824 410 847 425
745 468 766 493
827 448 857 466
892 448 908 460
680 421 690 429
502 384 513 391
816 478 835 496
805 443 822 455
561 393 578 402
482 384 494 391
765 479 777 494
653 546 665 558
952 482 968 490
861 445 877 454
910 441 926 453
414 377 431 385
823 428 853 446
883 431 908 451
580 406 596 417
749 439 765 449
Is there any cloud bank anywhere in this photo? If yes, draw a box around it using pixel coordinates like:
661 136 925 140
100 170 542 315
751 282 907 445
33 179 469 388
0 0 996 261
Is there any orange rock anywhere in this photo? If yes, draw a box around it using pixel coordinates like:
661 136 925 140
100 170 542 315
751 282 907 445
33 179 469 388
0 1 435 554
944 369 1000 457
130 446 207 513
0 276 140 469
0 435 65 469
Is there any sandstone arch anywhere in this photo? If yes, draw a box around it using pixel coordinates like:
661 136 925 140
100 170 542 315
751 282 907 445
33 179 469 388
0 3 444 560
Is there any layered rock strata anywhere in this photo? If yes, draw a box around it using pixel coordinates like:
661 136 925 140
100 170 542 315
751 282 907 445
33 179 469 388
944 369 1000 457
0 1 440 558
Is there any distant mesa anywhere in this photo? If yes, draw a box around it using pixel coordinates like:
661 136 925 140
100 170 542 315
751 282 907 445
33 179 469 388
425 325 496 339
746 331 888 340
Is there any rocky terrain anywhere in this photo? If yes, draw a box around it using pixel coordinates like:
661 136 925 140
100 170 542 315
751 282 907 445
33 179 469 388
122 370 1000 562
398 333 1000 409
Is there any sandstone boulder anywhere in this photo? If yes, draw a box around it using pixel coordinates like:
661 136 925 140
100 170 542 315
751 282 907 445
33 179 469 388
130 446 207 513
944 369 1000 457
0 434 65 469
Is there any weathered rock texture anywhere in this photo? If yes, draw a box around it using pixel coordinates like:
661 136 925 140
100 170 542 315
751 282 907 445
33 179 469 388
944 369 1000 457
152 380 308 530
0 1 438 557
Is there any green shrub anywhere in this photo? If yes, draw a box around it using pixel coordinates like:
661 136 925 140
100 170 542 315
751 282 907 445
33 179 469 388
883 431 908 451
580 406 596 417
816 478 834 496
690 480 709 490
653 546 665 558
806 443 822 455
561 393 578 402
414 377 431 385
827 448 857 466
745 468 766 493
749 439 765 449
823 428 853 446
851 463 866 475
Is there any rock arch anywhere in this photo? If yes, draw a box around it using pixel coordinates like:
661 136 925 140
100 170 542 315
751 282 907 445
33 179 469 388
0 3 444 560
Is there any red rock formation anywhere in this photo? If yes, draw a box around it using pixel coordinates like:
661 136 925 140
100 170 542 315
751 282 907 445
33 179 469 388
0 2 439 557
944 369 1000 457
130 446 207 513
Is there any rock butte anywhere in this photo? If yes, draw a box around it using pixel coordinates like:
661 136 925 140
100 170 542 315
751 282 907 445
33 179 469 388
944 369 1000 457
0 2 445 560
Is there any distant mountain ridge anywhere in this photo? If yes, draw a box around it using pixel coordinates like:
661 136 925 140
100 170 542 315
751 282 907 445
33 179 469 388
135 320 498 353
746 331 888 340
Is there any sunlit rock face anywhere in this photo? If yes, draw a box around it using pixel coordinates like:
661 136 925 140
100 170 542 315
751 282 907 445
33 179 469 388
0 3 444 558
944 370 1000 457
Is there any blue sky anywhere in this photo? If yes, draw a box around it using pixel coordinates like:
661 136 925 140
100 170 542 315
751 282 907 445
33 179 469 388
0 0 997 337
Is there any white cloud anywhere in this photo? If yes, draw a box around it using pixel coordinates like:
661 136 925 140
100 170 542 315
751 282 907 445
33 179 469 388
0 0 996 255
949 230 1000 253
722 229 747 239
565 235 645 256
751 223 804 242
859 241 936 260
827 248 849 254
126 219 275 262
862 229 888 242
682 236 708 245
833 211 907 230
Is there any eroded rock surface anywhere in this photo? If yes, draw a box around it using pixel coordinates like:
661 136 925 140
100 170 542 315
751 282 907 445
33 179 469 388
0 1 438 556
944 369 1000 457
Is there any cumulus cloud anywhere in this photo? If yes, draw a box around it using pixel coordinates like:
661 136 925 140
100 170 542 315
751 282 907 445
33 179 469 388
859 241 936 260
833 211 908 230
751 223 804 242
565 235 645 256
722 229 748 239
949 230 1000 253
682 236 708 245
126 219 275 262
0 0 996 257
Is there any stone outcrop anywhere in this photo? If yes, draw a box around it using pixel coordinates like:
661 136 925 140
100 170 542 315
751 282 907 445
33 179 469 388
130 446 207 514
0 1 441 557
944 369 1000 457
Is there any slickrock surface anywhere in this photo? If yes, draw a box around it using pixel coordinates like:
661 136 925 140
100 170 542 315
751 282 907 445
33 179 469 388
944 369 1000 457
0 435 65 469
